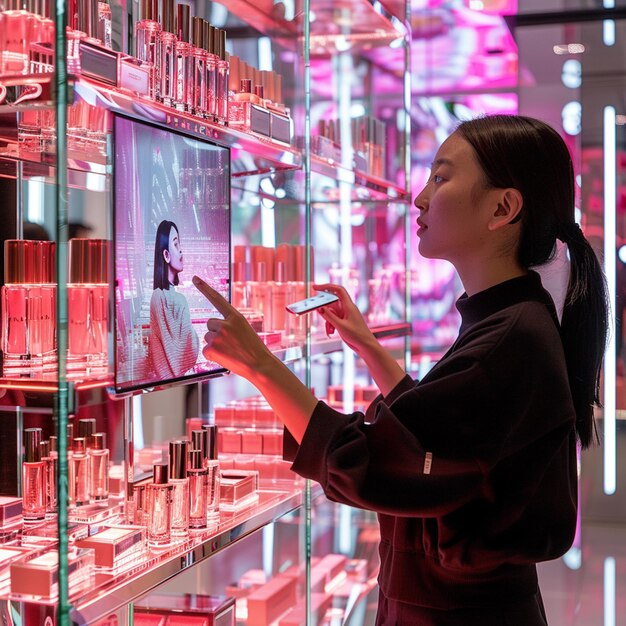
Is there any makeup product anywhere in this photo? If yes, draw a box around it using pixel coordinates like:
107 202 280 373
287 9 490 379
191 17 208 117
0 0 37 75
67 239 109 373
187 449 208 529
216 29 229 125
135 594 235 626
168 440 189 538
0 496 22 527
202 425 221 523
88 433 110 503
10 547 94 600
77 417 97 440
174 3 193 112
204 22 218 121
219 469 258 513
98 0 112 48
246 576 297 626
134 0 161 98
146 463 172 547
39 440 57 513
22 428 46 522
1 240 57 373
75 525 146 569
156 0 176 105
72 437 89 507
0 545 32 591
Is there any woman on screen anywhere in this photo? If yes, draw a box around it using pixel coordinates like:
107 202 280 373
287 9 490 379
148 220 199 379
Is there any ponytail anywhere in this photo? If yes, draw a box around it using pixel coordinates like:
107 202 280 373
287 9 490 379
559 224 609 448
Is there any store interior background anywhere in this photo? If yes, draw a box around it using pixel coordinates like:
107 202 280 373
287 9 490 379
3 0 625 624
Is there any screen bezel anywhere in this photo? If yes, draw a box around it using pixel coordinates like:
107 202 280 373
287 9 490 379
111 113 231 396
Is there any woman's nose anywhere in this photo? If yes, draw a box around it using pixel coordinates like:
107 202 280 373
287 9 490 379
414 188 428 212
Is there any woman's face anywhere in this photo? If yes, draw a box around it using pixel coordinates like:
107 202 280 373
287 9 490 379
413 132 498 265
164 226 184 275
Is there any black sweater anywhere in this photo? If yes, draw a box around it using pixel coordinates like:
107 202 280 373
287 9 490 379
285 272 577 609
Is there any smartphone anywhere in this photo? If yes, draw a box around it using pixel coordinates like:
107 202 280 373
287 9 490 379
285 291 339 316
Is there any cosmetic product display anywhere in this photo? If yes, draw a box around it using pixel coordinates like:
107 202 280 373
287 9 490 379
1 240 57 374
75 525 146 570
88 433 110 503
168 439 189 538
219 469 258 513
135 594 235 626
22 428 46 522
10 547 94 601
67 238 110 374
146 463 173 547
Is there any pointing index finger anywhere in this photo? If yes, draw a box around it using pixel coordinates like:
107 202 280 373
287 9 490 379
192 275 233 317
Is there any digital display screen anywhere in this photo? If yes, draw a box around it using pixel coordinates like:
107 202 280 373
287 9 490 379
113 115 230 393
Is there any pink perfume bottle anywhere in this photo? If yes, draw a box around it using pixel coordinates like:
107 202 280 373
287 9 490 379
203 22 218 122
216 29 229 125
88 433 109 503
190 17 208 117
173 3 193 112
22 428 46 522
156 0 176 105
0 0 38 75
168 440 189 538
67 239 109 374
1 239 57 373
39 439 57 514
202 425 220 524
135 0 161 98
72 437 89 507
146 463 173 547
187 449 208 529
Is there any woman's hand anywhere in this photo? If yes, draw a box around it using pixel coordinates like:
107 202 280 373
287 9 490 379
313 283 378 358
192 276 273 380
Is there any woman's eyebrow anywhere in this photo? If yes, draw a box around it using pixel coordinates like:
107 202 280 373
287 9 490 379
430 158 455 168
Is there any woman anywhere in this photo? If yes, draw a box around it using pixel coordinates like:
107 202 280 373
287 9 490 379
149 220 199 379
193 115 608 625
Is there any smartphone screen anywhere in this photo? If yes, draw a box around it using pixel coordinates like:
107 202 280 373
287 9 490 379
285 291 339 316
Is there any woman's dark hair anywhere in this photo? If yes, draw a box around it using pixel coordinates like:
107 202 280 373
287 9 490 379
153 220 180 290
456 114 609 448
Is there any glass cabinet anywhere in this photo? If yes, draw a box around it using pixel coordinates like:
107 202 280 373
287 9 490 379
0 1 410 624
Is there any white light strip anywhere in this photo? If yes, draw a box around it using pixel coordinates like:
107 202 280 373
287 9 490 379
262 525 274 576
132 394 144 450
603 105 617 496
603 0 616 46
604 557 616 626
261 203 276 248
27 180 44 224
338 504 352 554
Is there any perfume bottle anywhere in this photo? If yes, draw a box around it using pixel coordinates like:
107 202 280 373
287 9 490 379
271 261 288 332
187 449 208 529
1 240 57 373
203 22 218 122
65 424 76 507
72 437 89 507
134 0 161 98
97 0 112 49
190 17 207 117
39 439 57 514
216 29 229 125
67 238 109 374
22 428 46 522
173 3 193 112
88 433 109 503
156 0 176 105
202 425 220 524
168 440 189 538
0 0 38 75
146 463 173 547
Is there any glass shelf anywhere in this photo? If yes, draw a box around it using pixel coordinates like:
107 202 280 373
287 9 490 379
69 487 306 625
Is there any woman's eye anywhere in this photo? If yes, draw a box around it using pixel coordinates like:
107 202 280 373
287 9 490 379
433 174 443 183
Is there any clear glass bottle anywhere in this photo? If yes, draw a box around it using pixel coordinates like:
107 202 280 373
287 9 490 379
88 432 109 504
146 463 173 547
67 239 110 374
188 449 208 529
173 3 193 112
168 440 189 538
216 29 229 125
97 0 112 49
191 17 207 117
156 0 176 105
204 22 218 122
72 437 89 507
134 0 161 98
202 425 220 524
1 240 57 374
39 439 57 515
0 0 38 76
66 424 75 507
22 428 46 522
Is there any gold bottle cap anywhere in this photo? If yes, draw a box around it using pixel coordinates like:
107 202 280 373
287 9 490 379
153 463 169 485
68 238 109 284
4 240 36 284
89 432 107 451
189 449 203 470
176 3 190 43
202 424 218 460
169 440 188 480
24 428 43 463
77 417 97 439
37 241 56 284
73 437 86 454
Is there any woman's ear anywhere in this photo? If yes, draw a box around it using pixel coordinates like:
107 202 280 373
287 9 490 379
163 249 171 264
488 188 523 231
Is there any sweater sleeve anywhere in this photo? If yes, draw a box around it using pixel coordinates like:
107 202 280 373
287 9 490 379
289 360 493 517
